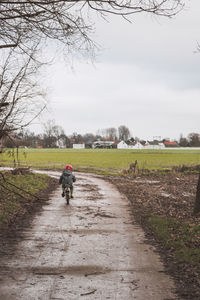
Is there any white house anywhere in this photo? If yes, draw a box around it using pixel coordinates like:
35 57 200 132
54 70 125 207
144 142 165 149
117 140 166 150
56 138 66 148
129 141 144 149
158 142 165 149
118 141 144 149
117 141 128 149
73 143 85 149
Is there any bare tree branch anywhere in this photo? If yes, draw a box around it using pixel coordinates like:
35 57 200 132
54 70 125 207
0 0 184 53
0 47 46 144
0 170 42 201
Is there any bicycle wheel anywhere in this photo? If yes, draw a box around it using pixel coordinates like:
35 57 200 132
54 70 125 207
66 190 70 205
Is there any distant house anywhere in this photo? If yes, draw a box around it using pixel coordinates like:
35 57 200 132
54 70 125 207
144 141 165 149
117 141 128 149
117 141 144 149
128 141 144 149
117 140 166 150
73 143 85 149
56 137 66 148
158 143 165 149
93 141 114 149
164 141 179 147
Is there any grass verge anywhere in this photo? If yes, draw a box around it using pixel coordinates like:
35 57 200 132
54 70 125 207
144 214 200 299
0 172 58 230
145 214 200 264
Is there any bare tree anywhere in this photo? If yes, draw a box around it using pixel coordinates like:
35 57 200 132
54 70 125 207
188 133 200 147
96 128 106 139
105 127 117 140
42 119 66 147
118 125 131 141
0 1 184 53
0 48 46 145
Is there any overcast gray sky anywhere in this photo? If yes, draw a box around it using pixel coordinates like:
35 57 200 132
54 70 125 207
33 0 200 141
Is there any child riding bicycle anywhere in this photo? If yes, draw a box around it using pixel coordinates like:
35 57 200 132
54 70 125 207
59 164 76 198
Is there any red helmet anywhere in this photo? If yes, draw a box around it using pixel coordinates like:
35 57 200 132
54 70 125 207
65 164 72 171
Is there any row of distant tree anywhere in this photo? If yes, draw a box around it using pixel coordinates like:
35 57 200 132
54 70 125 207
179 133 200 147
2 120 200 149
8 121 131 148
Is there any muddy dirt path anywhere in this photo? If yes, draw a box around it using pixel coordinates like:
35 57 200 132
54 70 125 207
0 172 179 299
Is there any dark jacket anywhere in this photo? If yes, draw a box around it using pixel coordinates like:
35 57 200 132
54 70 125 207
59 170 76 187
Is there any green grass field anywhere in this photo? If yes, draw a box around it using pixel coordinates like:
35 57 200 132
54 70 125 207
1 148 200 174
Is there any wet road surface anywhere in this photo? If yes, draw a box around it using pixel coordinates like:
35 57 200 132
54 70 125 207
0 171 178 299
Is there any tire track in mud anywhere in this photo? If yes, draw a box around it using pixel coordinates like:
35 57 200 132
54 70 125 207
0 171 180 299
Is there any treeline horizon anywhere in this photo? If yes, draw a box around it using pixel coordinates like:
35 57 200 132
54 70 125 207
2 120 200 148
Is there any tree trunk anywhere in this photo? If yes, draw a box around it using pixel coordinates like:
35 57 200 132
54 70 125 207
193 173 200 215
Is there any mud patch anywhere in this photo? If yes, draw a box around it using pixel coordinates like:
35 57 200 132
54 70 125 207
78 183 103 201
32 265 108 276
86 194 102 201
51 229 118 235
91 207 117 218
78 183 100 193
93 212 117 218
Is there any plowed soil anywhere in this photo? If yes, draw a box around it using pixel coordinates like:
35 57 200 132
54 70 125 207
107 173 200 300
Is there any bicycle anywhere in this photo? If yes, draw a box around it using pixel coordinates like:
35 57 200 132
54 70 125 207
64 186 71 205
